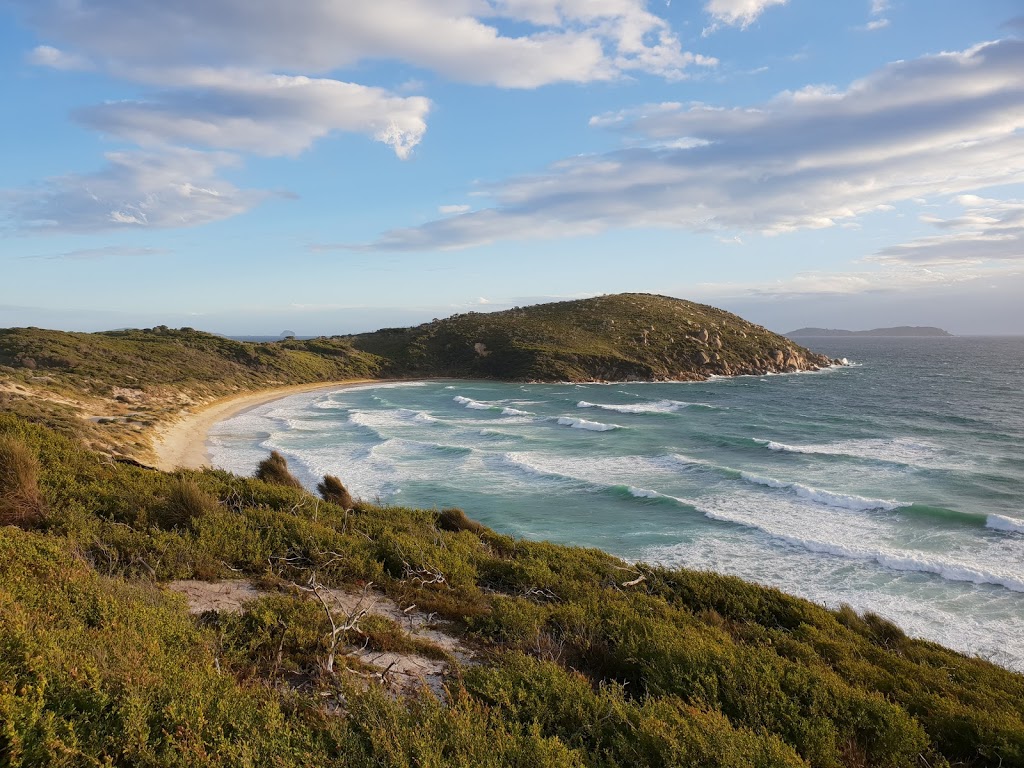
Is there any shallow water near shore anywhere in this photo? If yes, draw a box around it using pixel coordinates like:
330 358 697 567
210 337 1024 671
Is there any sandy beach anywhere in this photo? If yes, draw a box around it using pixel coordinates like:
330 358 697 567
152 379 380 471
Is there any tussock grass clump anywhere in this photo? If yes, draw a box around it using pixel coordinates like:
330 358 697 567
0 435 45 528
437 507 486 535
155 476 218 530
255 450 303 489
317 474 354 509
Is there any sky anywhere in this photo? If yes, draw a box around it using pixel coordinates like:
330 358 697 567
1 0 1023 336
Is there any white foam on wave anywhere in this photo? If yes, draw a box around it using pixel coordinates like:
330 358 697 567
755 437 949 468
502 407 532 416
773 532 1024 593
739 472 906 512
453 395 493 410
557 416 620 432
396 408 439 424
628 486 663 499
690 497 1024 593
987 514 1024 534
337 381 427 394
578 399 713 414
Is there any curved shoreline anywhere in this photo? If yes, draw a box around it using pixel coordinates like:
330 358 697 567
151 379 382 471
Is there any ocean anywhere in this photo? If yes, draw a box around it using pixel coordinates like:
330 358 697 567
209 337 1024 670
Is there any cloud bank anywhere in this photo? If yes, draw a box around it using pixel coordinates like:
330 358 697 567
357 39 1024 252
6 0 719 233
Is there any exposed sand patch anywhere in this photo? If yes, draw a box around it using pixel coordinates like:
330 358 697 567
151 379 380 472
167 578 474 695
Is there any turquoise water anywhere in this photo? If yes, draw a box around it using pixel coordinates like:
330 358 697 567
210 337 1024 670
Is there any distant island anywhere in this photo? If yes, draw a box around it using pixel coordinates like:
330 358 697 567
786 326 953 338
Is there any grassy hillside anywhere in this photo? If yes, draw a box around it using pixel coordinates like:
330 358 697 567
2 413 1023 767
0 326 383 459
348 294 834 382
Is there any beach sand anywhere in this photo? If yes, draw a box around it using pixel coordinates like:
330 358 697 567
152 379 380 471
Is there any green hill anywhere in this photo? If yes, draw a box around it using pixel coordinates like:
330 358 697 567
349 294 834 381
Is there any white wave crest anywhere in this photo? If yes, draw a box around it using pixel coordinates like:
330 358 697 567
578 399 705 414
755 437 947 468
987 514 1024 534
692 502 1024 593
557 416 620 432
628 486 663 499
337 381 427 393
395 408 439 423
453 395 492 410
771 533 1024 593
740 472 905 511
502 407 532 416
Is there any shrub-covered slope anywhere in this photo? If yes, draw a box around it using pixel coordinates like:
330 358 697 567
0 326 384 458
348 293 834 381
1 414 1022 767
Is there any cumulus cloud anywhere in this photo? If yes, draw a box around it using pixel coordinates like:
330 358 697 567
7 0 717 232
356 39 1024 251
703 0 787 31
13 0 710 87
872 196 1024 265
8 148 266 233
76 72 430 159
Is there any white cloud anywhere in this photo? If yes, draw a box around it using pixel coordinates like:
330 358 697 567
872 196 1024 265
27 45 91 71
692 262 1023 300
871 0 890 16
860 18 890 31
439 204 472 214
76 72 430 159
357 39 1024 251
23 246 171 260
13 0 710 87
703 0 787 30
8 148 266 233
6 0 716 232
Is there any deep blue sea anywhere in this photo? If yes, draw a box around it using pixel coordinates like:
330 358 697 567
209 337 1024 670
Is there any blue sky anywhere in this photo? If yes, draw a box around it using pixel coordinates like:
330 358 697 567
1 0 1022 335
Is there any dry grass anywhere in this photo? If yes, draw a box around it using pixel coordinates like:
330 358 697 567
0 436 45 528
155 476 218 530
256 450 303 489
317 474 354 509
437 507 485 535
